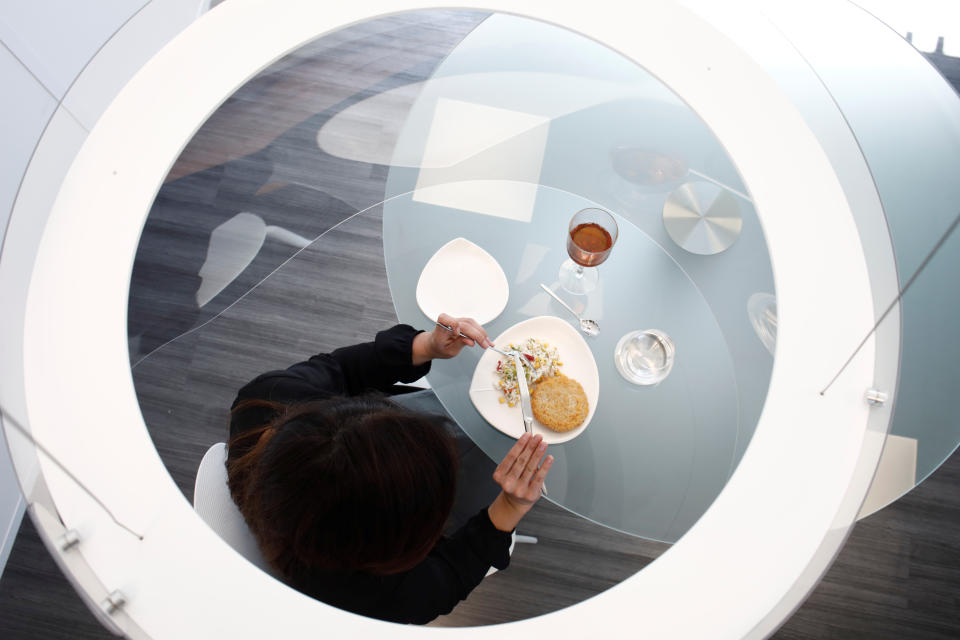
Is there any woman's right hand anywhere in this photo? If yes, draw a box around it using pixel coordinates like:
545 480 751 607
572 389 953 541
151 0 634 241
411 313 492 365
487 433 553 532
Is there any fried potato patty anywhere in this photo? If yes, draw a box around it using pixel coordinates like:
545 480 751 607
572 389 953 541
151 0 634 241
530 374 588 432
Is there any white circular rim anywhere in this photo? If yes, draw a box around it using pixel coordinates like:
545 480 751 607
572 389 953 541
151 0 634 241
8 0 881 637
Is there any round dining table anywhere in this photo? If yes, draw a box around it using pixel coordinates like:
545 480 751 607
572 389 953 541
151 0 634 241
372 13 777 541
381 181 767 542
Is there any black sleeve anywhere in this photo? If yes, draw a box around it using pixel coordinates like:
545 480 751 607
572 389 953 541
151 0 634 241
382 508 513 625
232 324 430 403
229 324 431 438
322 324 431 395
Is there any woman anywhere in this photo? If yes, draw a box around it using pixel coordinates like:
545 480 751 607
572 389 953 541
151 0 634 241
226 313 553 624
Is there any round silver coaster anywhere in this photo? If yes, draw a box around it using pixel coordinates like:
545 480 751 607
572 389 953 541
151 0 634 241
662 181 742 255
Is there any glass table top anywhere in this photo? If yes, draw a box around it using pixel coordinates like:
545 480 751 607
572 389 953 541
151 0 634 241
382 183 757 541
376 12 775 540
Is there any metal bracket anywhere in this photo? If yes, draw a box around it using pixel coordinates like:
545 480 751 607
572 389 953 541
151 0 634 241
865 389 888 406
57 529 81 552
100 590 127 616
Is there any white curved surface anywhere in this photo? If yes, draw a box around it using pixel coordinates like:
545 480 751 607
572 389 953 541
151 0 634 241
0 0 204 585
4 0 886 638
415 237 509 324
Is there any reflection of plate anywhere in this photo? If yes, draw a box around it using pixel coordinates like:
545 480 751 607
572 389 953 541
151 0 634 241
416 237 509 325
747 292 777 356
611 146 689 187
469 316 599 444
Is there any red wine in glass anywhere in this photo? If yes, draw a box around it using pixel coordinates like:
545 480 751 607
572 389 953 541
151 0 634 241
568 222 614 267
559 208 618 295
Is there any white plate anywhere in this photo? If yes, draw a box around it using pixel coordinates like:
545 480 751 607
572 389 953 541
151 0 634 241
469 316 599 444
416 237 509 325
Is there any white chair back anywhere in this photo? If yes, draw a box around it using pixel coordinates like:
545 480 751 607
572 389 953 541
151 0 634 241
193 442 276 576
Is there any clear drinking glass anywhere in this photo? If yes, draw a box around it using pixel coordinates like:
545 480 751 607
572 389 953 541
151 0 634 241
559 207 619 295
614 329 676 386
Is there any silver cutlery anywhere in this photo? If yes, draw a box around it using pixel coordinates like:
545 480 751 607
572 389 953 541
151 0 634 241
539 284 600 336
512 353 534 435
509 352 548 496
435 321 532 364
436 321 548 497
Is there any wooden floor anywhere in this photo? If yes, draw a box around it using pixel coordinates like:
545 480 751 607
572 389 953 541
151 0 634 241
2 9 959 638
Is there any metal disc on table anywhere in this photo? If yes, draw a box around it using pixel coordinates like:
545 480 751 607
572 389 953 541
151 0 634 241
662 181 742 255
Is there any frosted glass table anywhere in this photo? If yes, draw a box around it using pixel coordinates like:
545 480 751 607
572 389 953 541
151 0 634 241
383 183 767 541
372 12 779 541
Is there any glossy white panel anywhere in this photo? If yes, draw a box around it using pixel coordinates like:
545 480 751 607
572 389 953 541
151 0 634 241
0 0 147 98
775 0 960 485
858 434 918 518
0 49 58 571
62 0 201 130
7 1 883 638
0 46 57 247
0 105 88 506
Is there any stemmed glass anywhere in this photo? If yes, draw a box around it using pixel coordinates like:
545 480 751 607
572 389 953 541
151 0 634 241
559 207 619 295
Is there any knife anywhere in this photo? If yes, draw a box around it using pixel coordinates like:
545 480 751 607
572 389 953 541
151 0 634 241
512 354 534 436
513 357 549 497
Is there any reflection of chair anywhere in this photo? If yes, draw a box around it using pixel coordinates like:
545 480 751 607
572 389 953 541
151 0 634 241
195 212 312 307
857 434 918 519
193 442 275 575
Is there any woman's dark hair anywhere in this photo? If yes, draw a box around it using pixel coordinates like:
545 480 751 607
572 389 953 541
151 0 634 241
226 396 458 578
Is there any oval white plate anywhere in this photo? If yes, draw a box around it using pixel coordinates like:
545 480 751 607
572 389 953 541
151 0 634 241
416 237 509 325
469 316 599 444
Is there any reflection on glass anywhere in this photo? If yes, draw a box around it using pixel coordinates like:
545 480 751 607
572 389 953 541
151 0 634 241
748 292 777 356
127 11 490 366
610 146 688 187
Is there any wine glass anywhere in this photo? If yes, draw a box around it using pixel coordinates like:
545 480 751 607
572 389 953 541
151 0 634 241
559 207 619 295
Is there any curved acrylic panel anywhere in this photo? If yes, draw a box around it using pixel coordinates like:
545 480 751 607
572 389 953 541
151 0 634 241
760 0 960 507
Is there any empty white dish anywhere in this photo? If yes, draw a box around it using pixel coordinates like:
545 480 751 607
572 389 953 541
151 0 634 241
416 237 509 325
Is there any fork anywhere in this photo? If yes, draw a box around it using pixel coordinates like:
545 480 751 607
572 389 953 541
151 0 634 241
434 321 531 365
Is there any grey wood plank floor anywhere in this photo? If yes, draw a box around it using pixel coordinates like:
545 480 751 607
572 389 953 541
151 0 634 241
2 9 959 638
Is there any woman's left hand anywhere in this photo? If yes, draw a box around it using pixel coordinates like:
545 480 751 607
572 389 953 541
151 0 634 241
487 433 553 532
412 313 492 364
